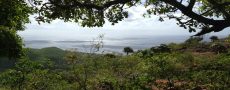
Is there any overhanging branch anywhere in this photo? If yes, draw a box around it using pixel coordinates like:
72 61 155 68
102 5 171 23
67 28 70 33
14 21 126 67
48 0 133 10
187 0 196 10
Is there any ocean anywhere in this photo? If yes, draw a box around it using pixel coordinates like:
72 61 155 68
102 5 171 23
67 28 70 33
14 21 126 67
22 35 192 53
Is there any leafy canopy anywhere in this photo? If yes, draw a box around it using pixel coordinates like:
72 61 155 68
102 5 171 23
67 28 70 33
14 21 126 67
123 47 134 55
29 0 230 35
0 27 24 59
0 0 33 58
1 0 230 58
0 0 33 30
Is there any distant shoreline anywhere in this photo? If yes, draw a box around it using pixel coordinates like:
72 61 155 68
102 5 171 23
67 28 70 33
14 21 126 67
23 35 227 53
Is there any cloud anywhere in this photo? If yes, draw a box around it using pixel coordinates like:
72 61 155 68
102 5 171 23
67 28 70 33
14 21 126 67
20 5 230 42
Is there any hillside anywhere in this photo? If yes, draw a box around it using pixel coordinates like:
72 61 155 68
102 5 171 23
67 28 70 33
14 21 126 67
0 36 230 90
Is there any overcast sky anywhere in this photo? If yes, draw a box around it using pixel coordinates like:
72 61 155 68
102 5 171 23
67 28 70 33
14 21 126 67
18 5 230 41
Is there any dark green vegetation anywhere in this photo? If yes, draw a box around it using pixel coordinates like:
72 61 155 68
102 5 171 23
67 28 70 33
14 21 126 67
1 36 230 90
0 0 230 89
0 27 24 59
33 0 230 35
1 0 230 58
123 47 134 55
0 0 32 59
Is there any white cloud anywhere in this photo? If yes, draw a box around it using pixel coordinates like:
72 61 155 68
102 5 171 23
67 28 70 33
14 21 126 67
20 5 230 41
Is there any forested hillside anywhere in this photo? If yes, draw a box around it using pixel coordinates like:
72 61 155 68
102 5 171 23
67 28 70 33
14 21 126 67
0 36 230 90
1 0 230 89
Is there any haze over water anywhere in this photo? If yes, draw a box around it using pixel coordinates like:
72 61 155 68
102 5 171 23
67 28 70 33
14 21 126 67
19 6 230 53
20 34 189 52
18 28 229 53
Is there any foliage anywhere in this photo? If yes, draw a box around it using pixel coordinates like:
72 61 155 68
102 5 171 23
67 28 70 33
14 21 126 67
210 43 228 54
104 53 116 58
123 47 134 55
151 44 171 53
29 0 230 35
0 57 15 72
0 58 45 89
1 0 230 60
0 42 230 89
184 36 203 48
1 0 230 59
1 0 230 89
210 36 219 42
0 57 70 90
168 43 183 51
25 47 68 69
0 27 24 59
1 35 230 89
89 34 104 53
0 0 33 30
0 0 33 58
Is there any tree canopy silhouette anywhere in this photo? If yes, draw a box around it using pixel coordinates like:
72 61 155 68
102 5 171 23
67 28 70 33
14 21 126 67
123 47 134 55
210 36 219 42
0 27 24 59
0 0 33 31
0 0 33 58
30 0 230 35
1 0 230 58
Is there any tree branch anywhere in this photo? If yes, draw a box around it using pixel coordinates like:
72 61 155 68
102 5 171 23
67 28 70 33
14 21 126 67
195 24 227 36
207 0 230 19
221 2 230 6
162 0 230 35
187 0 196 10
163 0 217 25
48 0 133 10
41 0 230 36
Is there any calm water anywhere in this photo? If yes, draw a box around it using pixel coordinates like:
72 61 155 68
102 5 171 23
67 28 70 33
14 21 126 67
20 33 229 53
22 35 191 52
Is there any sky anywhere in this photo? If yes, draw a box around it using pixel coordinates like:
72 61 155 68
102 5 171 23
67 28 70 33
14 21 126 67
18 5 230 41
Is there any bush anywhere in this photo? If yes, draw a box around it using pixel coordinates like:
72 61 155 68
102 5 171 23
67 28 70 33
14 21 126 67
210 43 228 54
0 26 24 59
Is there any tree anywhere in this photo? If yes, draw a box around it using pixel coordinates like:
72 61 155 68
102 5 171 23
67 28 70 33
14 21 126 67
0 58 45 89
1 0 230 58
123 47 134 55
210 43 227 54
0 0 33 58
90 34 104 53
210 36 219 42
156 44 171 53
184 36 203 47
150 44 171 53
0 27 24 59
64 50 78 65
0 0 32 31
29 0 230 35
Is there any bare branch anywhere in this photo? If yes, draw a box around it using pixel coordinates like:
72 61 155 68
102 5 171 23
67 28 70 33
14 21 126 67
187 0 196 10
207 0 230 19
